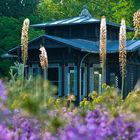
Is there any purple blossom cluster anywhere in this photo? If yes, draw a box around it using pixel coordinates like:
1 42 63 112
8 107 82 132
0 80 7 105
0 109 140 140
44 109 140 140
0 80 140 140
0 112 41 140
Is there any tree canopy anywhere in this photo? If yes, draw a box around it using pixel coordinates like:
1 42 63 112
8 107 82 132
37 0 136 26
0 0 39 18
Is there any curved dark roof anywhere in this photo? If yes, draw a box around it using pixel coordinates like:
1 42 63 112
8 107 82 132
31 5 133 31
31 16 133 31
8 35 140 55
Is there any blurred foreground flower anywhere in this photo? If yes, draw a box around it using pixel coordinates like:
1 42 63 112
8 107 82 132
67 94 76 111
67 94 76 102
0 80 7 103
0 103 140 140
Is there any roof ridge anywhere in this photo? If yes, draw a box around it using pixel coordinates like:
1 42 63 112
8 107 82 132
79 4 92 17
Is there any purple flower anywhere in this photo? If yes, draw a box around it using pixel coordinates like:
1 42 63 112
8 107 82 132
0 80 7 102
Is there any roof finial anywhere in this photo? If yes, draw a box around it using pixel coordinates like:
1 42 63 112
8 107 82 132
79 4 92 17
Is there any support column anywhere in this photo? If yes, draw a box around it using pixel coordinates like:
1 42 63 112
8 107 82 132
58 66 62 96
76 62 80 105
89 66 94 92
38 66 41 76
83 66 87 98
74 65 77 96
64 65 69 96
24 66 28 79
61 63 65 96
29 65 33 78
87 63 90 97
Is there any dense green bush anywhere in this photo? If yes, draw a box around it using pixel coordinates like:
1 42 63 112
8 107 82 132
80 84 122 116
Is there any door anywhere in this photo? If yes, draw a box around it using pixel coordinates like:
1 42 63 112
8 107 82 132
48 68 59 95
47 64 62 96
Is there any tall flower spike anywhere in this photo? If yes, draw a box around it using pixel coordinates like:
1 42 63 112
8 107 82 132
39 45 48 69
100 16 107 85
21 18 30 64
119 19 126 75
119 19 126 98
133 9 140 39
100 16 106 64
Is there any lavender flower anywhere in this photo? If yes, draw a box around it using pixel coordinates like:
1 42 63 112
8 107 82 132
0 80 7 104
0 98 140 140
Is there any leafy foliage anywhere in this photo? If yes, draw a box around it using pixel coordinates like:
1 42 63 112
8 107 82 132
80 84 122 116
7 77 57 116
37 0 135 26
122 89 140 114
0 0 139 77
0 16 43 77
0 0 39 18
1 79 140 140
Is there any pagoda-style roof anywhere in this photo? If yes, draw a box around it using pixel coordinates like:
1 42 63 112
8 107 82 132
32 5 133 31
8 35 140 55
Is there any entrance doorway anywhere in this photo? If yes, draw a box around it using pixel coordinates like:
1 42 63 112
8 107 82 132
48 67 59 95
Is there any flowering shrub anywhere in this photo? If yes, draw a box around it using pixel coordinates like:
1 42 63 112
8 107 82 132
80 84 122 117
0 105 140 139
122 88 140 115
1 80 140 140
0 80 7 103
6 77 59 115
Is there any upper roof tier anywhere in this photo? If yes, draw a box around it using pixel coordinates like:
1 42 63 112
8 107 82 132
31 5 133 31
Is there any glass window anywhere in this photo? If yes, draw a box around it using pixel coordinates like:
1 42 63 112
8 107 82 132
130 70 134 89
93 67 102 95
48 68 59 95
110 73 116 86
81 67 84 96
110 73 118 88
68 67 75 94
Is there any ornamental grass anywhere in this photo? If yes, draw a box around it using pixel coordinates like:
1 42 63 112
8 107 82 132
1 79 140 140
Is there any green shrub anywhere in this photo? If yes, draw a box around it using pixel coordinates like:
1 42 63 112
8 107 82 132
122 89 140 114
80 84 123 116
6 77 58 116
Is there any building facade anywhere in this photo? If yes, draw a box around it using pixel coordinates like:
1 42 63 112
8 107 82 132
8 6 140 103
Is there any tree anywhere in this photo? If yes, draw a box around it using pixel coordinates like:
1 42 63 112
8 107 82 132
0 0 39 18
37 0 135 27
0 16 43 77
37 0 82 21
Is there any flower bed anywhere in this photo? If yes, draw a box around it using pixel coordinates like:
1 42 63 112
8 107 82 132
1 80 140 140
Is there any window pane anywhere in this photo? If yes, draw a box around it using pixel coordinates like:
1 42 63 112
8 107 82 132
69 67 74 94
93 67 102 95
48 68 59 95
